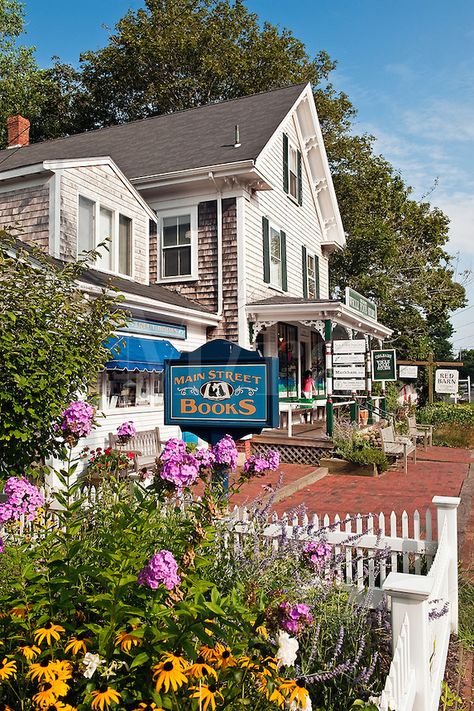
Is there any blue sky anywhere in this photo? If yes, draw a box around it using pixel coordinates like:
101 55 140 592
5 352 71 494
22 0 474 350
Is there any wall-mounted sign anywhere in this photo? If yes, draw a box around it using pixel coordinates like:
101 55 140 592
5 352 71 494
333 366 366 378
122 318 187 340
164 339 279 443
399 365 418 379
371 349 397 382
435 369 459 394
333 339 367 354
333 379 366 391
345 287 377 321
333 353 365 364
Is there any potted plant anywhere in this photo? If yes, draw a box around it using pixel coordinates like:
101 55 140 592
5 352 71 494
320 421 389 476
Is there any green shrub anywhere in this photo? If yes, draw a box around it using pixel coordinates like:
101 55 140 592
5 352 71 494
347 447 389 472
418 403 474 426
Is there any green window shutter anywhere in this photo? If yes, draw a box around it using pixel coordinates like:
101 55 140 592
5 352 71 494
315 253 320 298
283 133 289 194
302 245 308 298
297 149 303 205
281 230 287 291
262 216 270 283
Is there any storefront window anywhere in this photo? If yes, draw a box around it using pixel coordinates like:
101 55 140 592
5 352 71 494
277 323 298 397
311 331 326 395
104 371 163 409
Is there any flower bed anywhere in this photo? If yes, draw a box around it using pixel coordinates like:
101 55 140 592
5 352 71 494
0 402 390 710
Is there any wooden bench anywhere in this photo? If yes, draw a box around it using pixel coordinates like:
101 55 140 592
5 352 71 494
380 425 416 474
407 415 433 450
108 427 164 473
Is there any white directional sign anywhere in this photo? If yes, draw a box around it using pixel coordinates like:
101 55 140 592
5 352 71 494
399 365 418 379
333 340 366 354
435 369 459 394
333 379 366 391
333 366 366 377
333 353 366 364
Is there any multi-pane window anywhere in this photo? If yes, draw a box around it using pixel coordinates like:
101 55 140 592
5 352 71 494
283 132 302 204
307 253 317 299
104 371 163 409
270 226 282 288
77 195 133 277
162 214 192 278
289 146 298 200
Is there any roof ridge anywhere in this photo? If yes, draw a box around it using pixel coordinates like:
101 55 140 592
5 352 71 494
0 82 309 155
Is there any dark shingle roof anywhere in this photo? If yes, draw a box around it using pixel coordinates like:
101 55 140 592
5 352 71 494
80 269 213 313
0 84 307 180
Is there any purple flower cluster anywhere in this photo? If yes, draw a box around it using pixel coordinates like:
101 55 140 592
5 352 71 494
303 540 333 569
61 401 95 439
243 449 280 475
194 447 216 469
0 477 44 524
212 435 238 468
0 537 4 554
161 438 187 462
116 421 136 440
138 549 181 590
278 601 313 635
160 453 200 490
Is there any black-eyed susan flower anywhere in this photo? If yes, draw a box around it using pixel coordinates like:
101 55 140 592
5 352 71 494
0 703 14 711
131 704 164 711
258 674 286 707
28 659 58 683
237 654 260 671
34 622 65 646
10 606 28 618
64 633 91 655
279 678 310 706
198 644 219 663
90 685 121 710
214 644 237 669
50 659 73 681
47 703 78 711
189 682 224 711
114 628 142 653
186 655 217 679
0 657 16 680
32 679 67 707
152 654 188 693
18 644 41 661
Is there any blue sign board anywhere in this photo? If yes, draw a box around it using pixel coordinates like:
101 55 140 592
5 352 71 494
164 339 279 444
121 318 187 340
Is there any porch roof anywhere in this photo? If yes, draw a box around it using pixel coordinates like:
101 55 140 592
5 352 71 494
246 296 392 339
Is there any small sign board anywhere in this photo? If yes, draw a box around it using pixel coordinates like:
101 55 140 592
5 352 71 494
372 349 397 382
333 366 366 377
345 287 377 321
435 369 459 394
333 339 366 354
333 353 365 364
333 379 366 391
399 365 418 379
164 339 279 443
122 317 187 340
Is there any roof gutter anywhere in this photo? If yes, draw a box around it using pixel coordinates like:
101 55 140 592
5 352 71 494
131 161 272 191
208 171 223 318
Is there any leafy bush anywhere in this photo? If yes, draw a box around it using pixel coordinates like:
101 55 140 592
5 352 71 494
346 448 389 472
417 403 474 426
333 421 388 472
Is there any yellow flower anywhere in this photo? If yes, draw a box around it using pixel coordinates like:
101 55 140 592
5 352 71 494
186 656 218 679
114 628 142 653
28 659 58 683
189 683 224 711
64 634 91 655
199 644 219 663
34 622 65 646
10 605 28 618
47 704 78 711
50 659 73 681
256 624 268 639
258 674 286 707
18 644 41 661
214 643 237 669
279 678 310 707
32 679 68 707
90 686 121 710
152 654 188 693
131 704 165 711
0 657 16 680
238 654 260 671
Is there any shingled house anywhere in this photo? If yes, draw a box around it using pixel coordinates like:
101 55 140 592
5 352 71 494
0 84 391 447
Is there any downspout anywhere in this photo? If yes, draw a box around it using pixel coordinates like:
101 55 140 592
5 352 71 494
208 171 223 318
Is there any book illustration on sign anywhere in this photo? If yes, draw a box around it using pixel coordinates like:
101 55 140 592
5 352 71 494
200 381 234 400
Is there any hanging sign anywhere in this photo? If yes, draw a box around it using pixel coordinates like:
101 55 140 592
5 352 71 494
333 353 365 364
399 365 418 379
333 366 366 378
435 369 459 394
371 349 397 382
333 340 366 354
333 380 366 391
345 288 377 321
122 317 187 340
164 339 279 443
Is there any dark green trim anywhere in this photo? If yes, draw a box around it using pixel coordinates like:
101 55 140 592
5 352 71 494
262 216 270 283
302 245 308 298
324 319 332 341
280 230 287 292
297 149 303 205
283 133 289 194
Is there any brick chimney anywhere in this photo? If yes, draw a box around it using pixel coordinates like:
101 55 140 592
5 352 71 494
6 115 30 149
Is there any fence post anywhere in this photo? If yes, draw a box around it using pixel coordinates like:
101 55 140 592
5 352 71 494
350 400 358 423
433 495 460 633
326 398 334 437
383 572 433 711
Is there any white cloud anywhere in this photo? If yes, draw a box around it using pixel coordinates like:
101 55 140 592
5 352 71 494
435 192 474 255
403 100 474 143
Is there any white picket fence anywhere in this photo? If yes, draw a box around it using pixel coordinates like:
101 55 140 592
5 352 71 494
229 495 460 711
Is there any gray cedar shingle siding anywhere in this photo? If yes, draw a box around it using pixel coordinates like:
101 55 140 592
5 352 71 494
0 84 307 180
0 183 50 251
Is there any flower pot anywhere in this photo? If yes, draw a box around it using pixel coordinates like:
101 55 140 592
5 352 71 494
359 409 369 426
319 457 378 477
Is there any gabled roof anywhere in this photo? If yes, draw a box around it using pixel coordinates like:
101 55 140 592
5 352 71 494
0 84 307 180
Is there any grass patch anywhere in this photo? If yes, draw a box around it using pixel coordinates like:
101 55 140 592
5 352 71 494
433 424 474 449
459 567 474 650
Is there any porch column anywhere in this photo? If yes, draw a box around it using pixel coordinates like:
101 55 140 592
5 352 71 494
325 319 333 436
366 335 373 424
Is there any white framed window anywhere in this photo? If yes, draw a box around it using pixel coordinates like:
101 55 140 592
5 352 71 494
102 371 163 411
289 145 298 200
270 225 282 289
77 194 133 278
158 207 197 281
283 132 302 205
307 253 317 299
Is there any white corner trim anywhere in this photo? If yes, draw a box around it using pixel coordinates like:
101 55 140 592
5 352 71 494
236 196 248 347
48 171 61 258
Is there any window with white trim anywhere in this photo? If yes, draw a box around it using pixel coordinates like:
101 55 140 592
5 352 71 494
158 207 197 281
103 371 163 410
307 253 317 299
289 145 298 200
77 195 133 277
270 225 282 288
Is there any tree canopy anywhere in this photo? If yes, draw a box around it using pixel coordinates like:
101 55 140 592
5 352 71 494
0 0 465 359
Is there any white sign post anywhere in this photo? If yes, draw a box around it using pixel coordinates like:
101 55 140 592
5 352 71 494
399 365 418 379
435 369 459 395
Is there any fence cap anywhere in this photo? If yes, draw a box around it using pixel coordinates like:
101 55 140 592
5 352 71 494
382 572 433 600
432 496 461 509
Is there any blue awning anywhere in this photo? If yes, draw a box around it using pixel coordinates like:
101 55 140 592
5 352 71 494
105 335 180 372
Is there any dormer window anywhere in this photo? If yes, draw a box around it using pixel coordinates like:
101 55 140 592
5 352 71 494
283 133 303 205
77 194 133 277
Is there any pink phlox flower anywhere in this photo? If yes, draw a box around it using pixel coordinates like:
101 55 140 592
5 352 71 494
243 449 280 475
0 537 4 553
194 447 216 469
0 477 44 523
138 549 181 590
212 435 238 468
117 421 136 438
160 453 199 489
303 540 332 568
160 438 187 462
278 601 313 635
60 400 95 438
